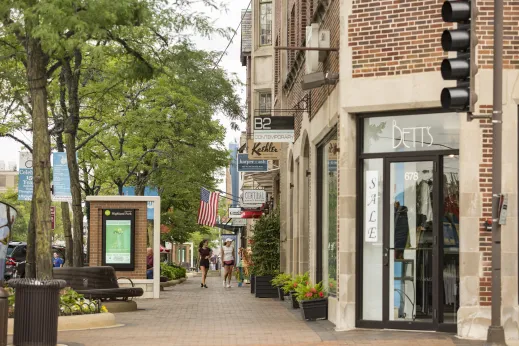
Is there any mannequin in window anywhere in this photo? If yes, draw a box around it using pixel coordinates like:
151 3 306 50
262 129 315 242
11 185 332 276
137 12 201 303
394 201 409 259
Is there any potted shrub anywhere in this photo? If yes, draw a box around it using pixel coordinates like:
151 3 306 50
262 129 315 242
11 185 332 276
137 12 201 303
295 282 328 321
271 273 292 301
283 272 309 309
250 211 280 298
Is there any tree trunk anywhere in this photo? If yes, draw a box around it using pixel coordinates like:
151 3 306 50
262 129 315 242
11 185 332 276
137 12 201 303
26 36 52 280
25 198 36 279
63 53 84 267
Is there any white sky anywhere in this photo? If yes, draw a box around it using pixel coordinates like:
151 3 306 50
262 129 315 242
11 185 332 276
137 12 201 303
0 1 246 191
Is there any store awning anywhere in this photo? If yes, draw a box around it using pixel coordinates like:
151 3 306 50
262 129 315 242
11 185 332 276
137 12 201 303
242 168 279 194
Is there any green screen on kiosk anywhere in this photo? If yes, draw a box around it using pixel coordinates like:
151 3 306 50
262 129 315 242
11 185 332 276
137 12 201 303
105 220 132 264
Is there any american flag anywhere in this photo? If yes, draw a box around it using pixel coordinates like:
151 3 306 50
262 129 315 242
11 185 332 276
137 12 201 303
197 187 219 226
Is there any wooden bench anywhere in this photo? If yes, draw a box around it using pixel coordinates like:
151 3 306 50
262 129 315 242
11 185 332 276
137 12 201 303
53 266 144 301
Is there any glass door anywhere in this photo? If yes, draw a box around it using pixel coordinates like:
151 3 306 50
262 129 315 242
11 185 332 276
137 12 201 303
383 158 439 329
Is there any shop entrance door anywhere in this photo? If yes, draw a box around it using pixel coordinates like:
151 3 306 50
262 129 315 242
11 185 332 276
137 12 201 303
382 158 439 329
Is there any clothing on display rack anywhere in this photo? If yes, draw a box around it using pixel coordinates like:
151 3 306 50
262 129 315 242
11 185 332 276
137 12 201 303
443 262 458 305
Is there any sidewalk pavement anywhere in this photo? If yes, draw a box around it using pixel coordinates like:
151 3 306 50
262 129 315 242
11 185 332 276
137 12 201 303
35 275 489 345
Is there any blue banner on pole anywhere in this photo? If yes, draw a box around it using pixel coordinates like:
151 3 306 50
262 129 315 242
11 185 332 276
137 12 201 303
52 152 72 201
237 154 268 172
18 168 33 201
145 187 158 220
121 186 157 220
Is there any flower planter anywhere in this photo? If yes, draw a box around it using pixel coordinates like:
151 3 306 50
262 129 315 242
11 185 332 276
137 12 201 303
299 298 328 321
250 275 255 294
277 286 286 301
289 292 300 309
254 275 278 298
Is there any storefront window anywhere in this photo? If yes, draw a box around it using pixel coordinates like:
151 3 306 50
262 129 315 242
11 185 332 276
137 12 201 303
363 112 460 154
319 133 338 295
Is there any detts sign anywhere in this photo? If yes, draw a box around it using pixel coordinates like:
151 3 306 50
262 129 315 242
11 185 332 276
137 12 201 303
241 190 266 205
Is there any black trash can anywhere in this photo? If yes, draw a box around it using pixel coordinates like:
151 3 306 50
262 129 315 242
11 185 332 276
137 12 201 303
9 278 66 346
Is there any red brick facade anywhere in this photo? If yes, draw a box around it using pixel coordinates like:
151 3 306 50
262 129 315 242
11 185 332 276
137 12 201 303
89 201 148 280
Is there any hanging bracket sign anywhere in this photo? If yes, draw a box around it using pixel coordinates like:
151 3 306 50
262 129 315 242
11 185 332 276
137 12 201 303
253 116 294 143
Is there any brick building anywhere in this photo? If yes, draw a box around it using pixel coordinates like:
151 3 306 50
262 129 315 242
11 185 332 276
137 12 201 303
242 0 519 340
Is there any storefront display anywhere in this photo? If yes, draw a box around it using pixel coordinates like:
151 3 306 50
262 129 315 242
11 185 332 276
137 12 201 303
357 110 460 332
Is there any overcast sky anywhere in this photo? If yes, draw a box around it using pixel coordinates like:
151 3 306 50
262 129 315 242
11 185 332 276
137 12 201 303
0 0 246 191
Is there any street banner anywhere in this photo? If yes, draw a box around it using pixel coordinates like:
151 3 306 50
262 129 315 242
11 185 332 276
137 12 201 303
18 152 33 201
121 186 158 220
237 154 268 172
52 152 72 201
247 139 280 160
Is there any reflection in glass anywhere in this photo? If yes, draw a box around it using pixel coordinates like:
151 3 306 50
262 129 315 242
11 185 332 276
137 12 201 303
442 155 459 324
362 159 383 320
389 161 434 322
322 137 338 295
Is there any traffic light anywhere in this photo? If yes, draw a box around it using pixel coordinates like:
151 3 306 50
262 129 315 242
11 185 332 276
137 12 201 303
440 0 478 111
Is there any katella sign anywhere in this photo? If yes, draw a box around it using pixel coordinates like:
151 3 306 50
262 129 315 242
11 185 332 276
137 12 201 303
241 189 266 205
247 140 280 160
392 120 433 149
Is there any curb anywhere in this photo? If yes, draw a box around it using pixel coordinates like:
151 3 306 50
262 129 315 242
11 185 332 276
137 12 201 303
7 313 118 335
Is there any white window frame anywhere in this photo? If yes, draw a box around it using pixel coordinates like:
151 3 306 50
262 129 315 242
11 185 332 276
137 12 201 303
259 0 272 46
258 92 272 114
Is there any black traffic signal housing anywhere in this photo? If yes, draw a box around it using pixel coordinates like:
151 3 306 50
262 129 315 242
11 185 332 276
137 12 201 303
440 0 478 112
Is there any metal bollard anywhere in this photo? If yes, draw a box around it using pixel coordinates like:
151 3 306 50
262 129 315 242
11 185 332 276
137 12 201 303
0 285 8 346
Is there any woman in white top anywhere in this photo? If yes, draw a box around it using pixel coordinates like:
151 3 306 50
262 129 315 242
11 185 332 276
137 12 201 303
221 238 235 288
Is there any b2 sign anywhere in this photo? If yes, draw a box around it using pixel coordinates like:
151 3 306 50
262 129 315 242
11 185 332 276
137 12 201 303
253 116 294 143
242 190 266 205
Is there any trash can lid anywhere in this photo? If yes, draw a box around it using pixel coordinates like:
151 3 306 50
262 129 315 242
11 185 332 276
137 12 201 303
8 278 67 289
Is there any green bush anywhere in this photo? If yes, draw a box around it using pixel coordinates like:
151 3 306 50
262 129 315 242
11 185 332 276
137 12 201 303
271 273 292 287
160 263 186 280
282 272 310 294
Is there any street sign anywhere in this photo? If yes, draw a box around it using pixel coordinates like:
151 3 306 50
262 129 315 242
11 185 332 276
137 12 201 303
228 207 242 219
242 189 266 204
237 154 268 172
253 116 294 143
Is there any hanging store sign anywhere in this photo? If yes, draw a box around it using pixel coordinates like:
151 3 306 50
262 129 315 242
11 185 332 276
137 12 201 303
247 139 281 160
237 154 268 172
242 189 266 205
253 116 294 143
228 207 242 219
365 171 379 243
231 218 247 226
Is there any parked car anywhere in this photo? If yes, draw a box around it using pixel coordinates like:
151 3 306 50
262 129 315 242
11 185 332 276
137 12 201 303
4 242 66 280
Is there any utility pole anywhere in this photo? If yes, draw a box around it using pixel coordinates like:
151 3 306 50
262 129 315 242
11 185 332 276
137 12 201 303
485 0 506 344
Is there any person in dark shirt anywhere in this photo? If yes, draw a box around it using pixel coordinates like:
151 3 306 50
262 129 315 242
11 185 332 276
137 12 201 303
198 239 212 288
53 252 64 268
146 248 153 279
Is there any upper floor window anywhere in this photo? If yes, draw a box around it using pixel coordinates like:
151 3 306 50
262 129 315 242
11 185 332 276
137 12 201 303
259 0 272 46
259 92 272 114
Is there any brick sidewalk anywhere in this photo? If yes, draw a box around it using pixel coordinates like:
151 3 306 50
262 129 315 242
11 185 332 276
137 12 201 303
27 275 484 346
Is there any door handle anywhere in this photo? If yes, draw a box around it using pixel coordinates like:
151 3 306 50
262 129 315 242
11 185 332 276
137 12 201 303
383 247 389 266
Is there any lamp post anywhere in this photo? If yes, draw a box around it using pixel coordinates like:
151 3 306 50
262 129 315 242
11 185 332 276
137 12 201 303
0 202 17 346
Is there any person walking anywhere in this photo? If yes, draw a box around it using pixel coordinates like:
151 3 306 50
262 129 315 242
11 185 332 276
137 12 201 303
53 252 64 268
221 238 235 288
198 239 212 288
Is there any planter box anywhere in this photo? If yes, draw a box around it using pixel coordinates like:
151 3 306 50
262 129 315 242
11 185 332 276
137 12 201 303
300 298 328 321
254 275 278 298
289 292 300 309
277 286 285 301
250 275 255 294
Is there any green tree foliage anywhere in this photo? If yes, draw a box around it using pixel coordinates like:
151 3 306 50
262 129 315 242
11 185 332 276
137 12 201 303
250 211 280 276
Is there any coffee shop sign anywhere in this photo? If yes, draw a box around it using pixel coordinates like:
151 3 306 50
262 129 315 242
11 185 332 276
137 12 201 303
242 190 266 204
392 120 433 149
